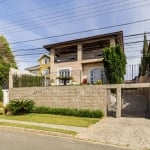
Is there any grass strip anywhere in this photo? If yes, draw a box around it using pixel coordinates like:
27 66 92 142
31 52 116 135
0 113 100 127
0 122 77 136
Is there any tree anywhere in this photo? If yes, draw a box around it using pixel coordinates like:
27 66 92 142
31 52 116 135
139 33 149 76
103 45 126 84
0 35 17 88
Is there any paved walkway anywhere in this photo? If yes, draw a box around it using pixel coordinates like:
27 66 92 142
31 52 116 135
77 117 150 150
0 117 150 150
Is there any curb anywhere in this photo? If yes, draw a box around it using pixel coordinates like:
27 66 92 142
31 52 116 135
0 125 137 150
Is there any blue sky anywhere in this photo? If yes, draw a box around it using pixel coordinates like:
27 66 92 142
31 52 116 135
0 0 150 79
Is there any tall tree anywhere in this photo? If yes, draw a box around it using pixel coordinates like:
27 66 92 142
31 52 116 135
0 35 17 88
139 33 149 76
103 45 126 84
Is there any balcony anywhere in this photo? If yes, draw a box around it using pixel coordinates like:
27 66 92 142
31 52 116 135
54 45 77 63
82 40 110 60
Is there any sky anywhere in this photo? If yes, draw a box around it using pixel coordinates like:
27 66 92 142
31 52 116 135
0 0 150 79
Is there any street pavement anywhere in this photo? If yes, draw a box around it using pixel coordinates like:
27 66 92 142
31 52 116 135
0 117 150 149
0 128 131 150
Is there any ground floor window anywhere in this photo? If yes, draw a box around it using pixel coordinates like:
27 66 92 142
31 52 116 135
58 69 71 85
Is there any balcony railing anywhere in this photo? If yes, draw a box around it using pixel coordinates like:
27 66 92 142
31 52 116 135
82 49 103 60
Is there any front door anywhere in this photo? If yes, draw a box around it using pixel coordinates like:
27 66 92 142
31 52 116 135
90 68 102 84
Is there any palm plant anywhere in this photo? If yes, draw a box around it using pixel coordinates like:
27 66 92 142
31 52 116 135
6 99 35 115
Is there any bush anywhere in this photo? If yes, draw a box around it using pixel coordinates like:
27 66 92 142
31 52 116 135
32 106 104 118
6 99 35 115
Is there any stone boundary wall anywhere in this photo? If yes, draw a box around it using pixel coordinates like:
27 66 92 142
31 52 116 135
138 73 150 116
9 85 107 115
9 83 150 118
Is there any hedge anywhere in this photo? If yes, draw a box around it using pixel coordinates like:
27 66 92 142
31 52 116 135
32 106 104 118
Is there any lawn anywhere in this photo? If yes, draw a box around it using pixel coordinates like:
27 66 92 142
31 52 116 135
0 122 77 136
0 113 100 127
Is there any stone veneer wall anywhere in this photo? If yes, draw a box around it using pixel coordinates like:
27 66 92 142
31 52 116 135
9 85 107 115
138 73 150 116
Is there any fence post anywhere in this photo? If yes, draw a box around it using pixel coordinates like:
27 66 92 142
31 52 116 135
9 68 13 89
116 86 121 118
2 89 9 106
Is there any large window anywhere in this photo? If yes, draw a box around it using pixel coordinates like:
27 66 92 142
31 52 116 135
58 69 71 85
42 69 49 75
42 58 49 64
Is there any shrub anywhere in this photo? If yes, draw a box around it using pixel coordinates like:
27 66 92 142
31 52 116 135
32 106 104 118
6 99 35 115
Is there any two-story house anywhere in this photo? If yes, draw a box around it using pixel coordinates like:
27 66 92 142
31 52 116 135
43 31 124 85
38 54 50 77
25 54 50 76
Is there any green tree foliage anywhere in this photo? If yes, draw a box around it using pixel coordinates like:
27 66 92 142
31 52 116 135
0 35 17 88
103 45 126 84
139 33 149 76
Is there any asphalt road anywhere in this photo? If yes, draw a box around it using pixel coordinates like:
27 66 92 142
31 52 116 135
0 128 131 150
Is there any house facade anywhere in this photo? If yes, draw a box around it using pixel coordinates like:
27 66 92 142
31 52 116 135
25 54 50 76
38 54 50 77
25 65 40 74
25 54 50 86
44 31 124 85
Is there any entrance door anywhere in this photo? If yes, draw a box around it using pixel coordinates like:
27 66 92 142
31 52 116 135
90 68 102 84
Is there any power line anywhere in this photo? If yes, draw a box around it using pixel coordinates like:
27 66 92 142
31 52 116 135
0 0 110 29
0 0 141 31
10 18 150 45
11 41 148 56
2 1 149 34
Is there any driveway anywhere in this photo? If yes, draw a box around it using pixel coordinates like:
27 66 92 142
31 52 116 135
76 117 150 150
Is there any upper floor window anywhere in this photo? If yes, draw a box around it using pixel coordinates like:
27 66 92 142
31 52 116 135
42 58 49 64
42 69 49 75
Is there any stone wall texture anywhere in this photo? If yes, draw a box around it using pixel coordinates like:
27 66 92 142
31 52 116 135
138 73 150 117
9 85 107 114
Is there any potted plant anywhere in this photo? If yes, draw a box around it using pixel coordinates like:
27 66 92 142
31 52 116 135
56 76 73 85
96 80 102 85
50 79 55 86
82 78 87 85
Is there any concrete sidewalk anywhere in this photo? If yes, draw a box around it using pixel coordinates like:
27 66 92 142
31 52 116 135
0 119 87 133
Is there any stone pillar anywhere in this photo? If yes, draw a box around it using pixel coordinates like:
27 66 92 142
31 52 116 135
77 44 82 62
9 68 13 89
50 49 55 66
2 89 9 106
110 38 115 47
116 86 121 118
106 89 111 116
77 44 83 84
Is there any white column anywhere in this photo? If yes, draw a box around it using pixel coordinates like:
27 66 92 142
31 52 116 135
77 44 82 62
9 68 13 89
110 38 116 47
50 49 55 80
2 89 9 106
